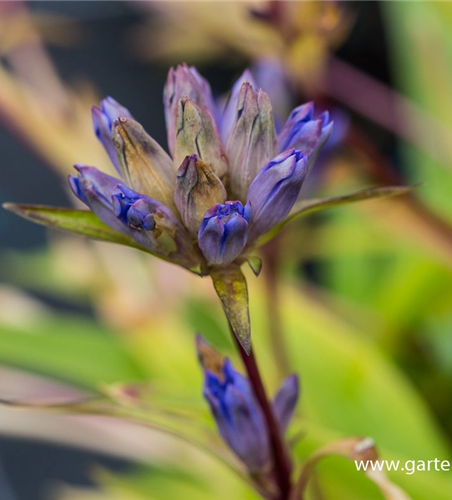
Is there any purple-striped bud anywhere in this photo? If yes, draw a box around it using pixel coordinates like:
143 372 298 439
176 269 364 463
91 97 132 172
247 149 307 241
174 97 228 179
273 374 299 435
174 155 227 236
253 58 292 125
69 165 133 236
69 166 200 269
226 82 277 201
113 185 157 232
112 184 200 268
220 69 257 145
164 63 217 156
198 201 251 266
112 117 175 210
199 340 270 472
278 103 332 172
196 335 299 473
197 337 298 471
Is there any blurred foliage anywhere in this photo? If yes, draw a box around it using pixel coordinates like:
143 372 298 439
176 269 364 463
0 315 146 388
383 2 452 219
133 1 352 93
2 271 452 499
1 2 452 500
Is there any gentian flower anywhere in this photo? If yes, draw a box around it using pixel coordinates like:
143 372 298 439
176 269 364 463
197 336 299 473
71 64 331 272
278 102 331 173
247 149 307 241
5 63 334 352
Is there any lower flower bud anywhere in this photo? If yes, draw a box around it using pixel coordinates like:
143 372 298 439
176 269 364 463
198 201 251 266
199 341 270 472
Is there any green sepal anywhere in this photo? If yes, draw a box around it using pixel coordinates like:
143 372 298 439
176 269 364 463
247 256 263 277
210 265 251 355
256 184 420 247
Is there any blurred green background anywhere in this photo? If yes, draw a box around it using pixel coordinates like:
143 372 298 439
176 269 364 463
0 1 452 499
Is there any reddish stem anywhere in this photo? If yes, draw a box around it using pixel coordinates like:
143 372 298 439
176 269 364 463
269 0 282 26
232 334 292 500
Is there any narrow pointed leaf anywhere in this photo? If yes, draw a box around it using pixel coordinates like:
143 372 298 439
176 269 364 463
290 184 421 219
247 256 263 277
3 203 148 252
256 184 420 247
210 265 251 355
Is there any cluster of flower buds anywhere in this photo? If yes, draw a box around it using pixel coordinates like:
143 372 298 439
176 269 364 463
69 63 332 274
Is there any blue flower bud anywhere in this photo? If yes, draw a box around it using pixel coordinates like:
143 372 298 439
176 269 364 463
202 356 270 471
225 82 277 201
69 167 200 270
164 63 217 156
273 374 299 435
278 103 332 172
112 185 156 231
220 69 257 145
197 337 299 471
253 58 292 126
174 155 227 236
111 184 197 264
174 97 228 179
198 201 251 266
112 117 175 211
69 165 130 235
247 149 307 241
91 97 132 172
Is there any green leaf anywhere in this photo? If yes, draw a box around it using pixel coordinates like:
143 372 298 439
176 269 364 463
256 184 420 246
246 281 452 500
382 2 452 219
0 316 147 389
210 265 251 354
3 203 148 252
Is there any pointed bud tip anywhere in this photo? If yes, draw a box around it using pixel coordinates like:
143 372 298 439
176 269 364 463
112 117 144 149
196 336 225 378
177 154 199 176
113 116 132 129
195 333 206 348
241 338 251 355
286 373 300 390
241 68 255 83
2 202 16 213
73 163 96 175
178 96 196 113
104 95 119 105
